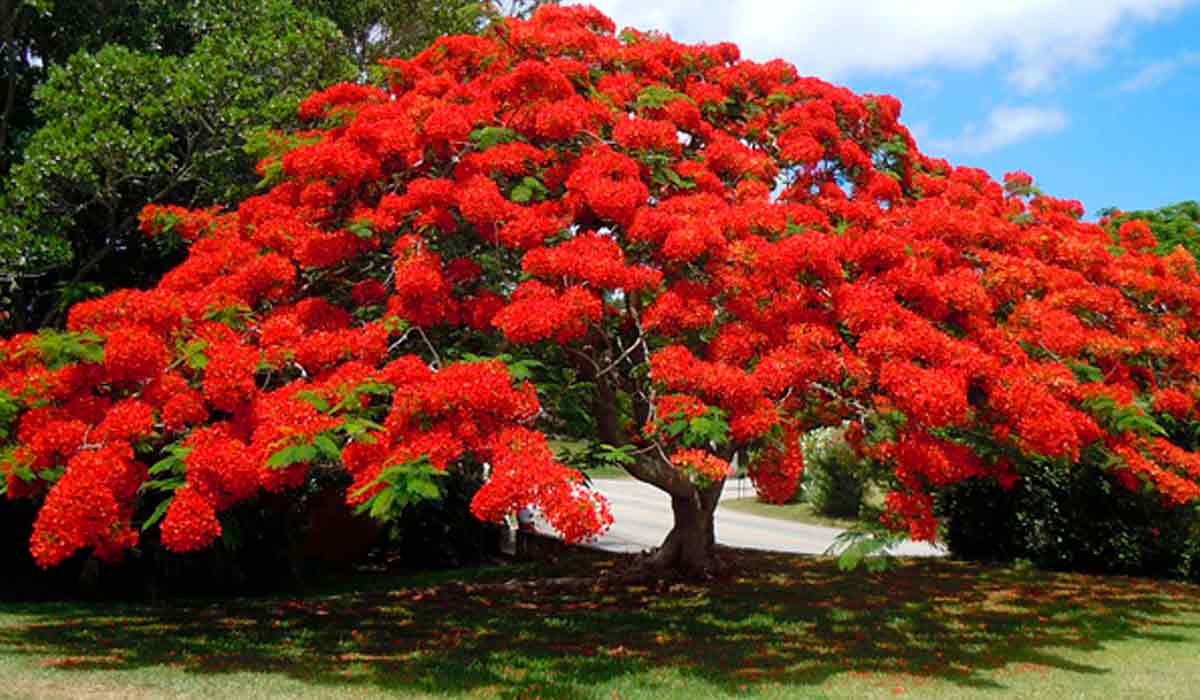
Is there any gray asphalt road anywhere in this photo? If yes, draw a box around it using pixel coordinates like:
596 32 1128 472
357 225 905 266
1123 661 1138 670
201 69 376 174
554 477 944 558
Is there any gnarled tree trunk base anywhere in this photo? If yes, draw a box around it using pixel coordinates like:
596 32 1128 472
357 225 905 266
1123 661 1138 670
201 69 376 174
636 482 725 580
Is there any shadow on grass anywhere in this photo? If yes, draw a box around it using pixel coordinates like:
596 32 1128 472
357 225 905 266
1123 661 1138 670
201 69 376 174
2 550 1199 698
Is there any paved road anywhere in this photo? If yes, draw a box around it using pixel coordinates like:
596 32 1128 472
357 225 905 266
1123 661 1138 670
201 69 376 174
550 477 944 558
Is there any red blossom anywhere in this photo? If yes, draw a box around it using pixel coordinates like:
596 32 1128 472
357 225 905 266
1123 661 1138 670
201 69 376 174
160 486 223 553
29 444 145 567
670 448 733 486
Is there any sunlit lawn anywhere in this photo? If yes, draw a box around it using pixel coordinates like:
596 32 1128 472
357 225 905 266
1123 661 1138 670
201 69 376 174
1 549 1198 699
720 498 861 531
581 465 634 480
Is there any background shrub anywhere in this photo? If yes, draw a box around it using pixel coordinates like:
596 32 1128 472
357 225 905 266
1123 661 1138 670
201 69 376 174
937 458 1200 581
799 426 866 518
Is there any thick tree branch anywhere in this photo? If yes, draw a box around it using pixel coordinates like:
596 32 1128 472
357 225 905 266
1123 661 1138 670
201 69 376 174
591 358 625 446
577 334 695 499
0 0 24 161
624 455 695 499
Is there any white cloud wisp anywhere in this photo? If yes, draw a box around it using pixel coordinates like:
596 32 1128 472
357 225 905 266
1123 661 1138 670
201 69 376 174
1119 50 1200 91
926 105 1070 155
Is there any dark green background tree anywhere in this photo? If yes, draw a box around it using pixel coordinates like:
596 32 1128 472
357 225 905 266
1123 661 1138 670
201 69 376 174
2 0 197 175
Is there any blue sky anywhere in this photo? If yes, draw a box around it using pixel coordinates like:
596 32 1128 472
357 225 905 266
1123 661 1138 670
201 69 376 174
580 1 1199 217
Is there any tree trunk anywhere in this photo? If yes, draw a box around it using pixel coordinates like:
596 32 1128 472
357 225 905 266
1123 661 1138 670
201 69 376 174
580 341 727 578
1 0 21 165
644 480 724 578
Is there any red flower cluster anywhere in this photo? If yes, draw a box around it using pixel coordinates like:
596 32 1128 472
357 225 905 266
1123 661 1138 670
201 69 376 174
472 427 613 544
492 282 602 344
29 444 144 567
160 486 223 553
748 431 805 504
670 448 733 487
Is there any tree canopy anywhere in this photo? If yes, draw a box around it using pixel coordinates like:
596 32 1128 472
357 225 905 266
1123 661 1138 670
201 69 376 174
3 5 1200 577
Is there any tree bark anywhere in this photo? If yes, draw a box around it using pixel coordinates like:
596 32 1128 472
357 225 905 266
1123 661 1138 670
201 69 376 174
642 480 724 578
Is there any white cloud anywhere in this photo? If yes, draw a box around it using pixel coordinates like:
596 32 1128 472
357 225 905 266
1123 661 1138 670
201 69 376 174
926 106 1069 155
1118 50 1200 91
579 0 1192 91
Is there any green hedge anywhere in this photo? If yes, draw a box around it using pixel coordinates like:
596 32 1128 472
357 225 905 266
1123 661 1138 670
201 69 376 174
937 458 1200 581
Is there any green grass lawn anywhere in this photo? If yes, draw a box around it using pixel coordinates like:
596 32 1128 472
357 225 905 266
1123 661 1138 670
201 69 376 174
581 465 633 480
720 498 861 530
1 549 1198 699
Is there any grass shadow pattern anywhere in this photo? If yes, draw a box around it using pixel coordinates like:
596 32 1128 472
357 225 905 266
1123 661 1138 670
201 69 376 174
2 550 1199 698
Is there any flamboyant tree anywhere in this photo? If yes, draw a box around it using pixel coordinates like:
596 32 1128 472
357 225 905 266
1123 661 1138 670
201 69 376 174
4 5 1200 577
